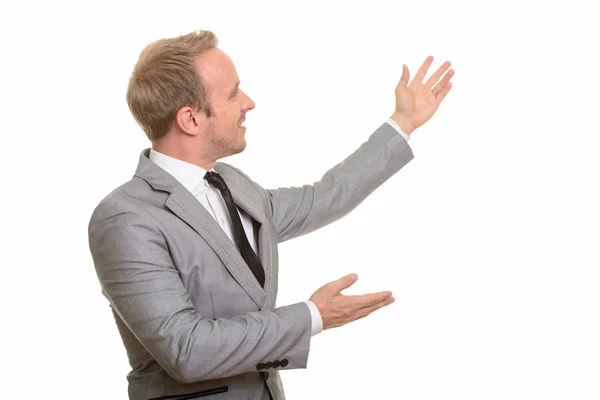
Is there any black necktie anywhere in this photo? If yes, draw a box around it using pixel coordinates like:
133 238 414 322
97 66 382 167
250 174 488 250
204 171 265 288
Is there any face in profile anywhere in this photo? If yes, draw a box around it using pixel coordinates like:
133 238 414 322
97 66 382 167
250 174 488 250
197 48 256 158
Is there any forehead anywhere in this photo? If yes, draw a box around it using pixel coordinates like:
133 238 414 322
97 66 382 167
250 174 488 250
196 48 239 97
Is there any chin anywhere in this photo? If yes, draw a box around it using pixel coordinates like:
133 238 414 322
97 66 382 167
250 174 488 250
231 139 247 155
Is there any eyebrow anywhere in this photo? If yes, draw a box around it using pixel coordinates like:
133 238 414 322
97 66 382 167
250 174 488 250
229 81 240 98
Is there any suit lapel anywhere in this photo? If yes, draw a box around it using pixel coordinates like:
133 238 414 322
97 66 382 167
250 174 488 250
135 150 267 309
230 186 271 295
215 165 273 297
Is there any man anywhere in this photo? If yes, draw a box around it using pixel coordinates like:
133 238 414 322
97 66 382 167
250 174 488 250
88 29 453 400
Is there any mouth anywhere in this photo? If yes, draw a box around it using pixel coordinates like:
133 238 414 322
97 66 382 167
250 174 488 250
237 120 246 129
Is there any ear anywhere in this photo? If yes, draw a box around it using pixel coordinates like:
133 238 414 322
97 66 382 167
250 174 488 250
175 106 208 136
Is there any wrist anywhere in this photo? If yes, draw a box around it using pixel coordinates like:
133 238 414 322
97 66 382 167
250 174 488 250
390 112 415 135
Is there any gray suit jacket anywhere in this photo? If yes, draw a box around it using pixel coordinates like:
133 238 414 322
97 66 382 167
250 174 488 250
88 122 414 400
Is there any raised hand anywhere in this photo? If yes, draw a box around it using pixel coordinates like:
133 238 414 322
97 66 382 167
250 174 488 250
309 273 395 330
391 56 454 135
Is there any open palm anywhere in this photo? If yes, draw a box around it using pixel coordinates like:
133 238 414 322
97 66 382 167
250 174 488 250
392 56 454 135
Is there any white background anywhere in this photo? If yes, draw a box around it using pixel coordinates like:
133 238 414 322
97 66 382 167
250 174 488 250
1 1 599 399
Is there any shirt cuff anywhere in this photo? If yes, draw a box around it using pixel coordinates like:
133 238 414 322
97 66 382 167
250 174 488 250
386 118 411 142
305 300 323 336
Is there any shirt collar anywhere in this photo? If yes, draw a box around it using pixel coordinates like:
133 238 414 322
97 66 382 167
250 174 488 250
149 149 212 194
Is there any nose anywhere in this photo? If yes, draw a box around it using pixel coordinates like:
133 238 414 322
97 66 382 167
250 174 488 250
240 89 256 111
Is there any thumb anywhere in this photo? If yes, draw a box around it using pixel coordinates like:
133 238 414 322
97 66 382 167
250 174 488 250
396 64 410 90
329 273 358 294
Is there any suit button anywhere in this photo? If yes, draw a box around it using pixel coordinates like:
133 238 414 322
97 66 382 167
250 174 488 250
256 363 265 371
265 361 273 369
272 360 281 368
280 359 289 367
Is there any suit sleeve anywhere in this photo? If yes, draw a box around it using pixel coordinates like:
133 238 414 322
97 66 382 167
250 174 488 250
88 203 311 384
267 122 414 243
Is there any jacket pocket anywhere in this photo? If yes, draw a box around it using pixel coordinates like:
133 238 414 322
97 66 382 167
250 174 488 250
149 386 228 400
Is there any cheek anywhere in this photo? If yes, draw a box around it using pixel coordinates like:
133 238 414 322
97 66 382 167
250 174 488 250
231 109 242 125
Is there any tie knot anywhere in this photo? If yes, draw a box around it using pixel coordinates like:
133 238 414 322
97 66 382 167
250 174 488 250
204 171 228 191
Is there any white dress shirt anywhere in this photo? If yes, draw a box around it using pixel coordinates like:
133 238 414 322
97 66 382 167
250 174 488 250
149 119 409 337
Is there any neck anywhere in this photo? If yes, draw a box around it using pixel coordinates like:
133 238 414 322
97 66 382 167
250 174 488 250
152 136 217 171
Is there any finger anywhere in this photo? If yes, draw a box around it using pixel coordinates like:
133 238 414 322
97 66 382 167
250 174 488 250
356 296 396 320
348 291 393 308
425 61 451 88
436 81 452 102
327 273 358 294
432 69 454 94
412 56 433 85
396 64 410 89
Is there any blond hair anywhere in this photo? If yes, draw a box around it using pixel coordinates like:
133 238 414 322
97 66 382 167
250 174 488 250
126 30 218 141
